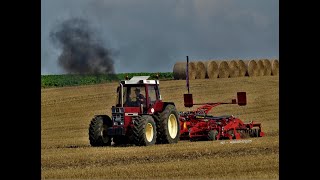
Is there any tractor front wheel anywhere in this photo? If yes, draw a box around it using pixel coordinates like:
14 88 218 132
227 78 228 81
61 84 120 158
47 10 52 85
89 115 112 146
156 104 180 144
133 115 157 146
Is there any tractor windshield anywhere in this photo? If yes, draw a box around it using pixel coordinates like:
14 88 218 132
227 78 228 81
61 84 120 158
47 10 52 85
119 85 146 107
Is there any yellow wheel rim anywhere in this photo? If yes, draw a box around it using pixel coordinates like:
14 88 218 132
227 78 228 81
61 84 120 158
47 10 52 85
168 114 178 139
145 123 154 142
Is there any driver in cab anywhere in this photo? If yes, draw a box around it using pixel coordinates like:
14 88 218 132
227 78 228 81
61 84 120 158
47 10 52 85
133 88 145 106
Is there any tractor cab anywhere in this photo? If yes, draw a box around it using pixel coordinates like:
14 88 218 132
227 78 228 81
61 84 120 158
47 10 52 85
116 76 161 114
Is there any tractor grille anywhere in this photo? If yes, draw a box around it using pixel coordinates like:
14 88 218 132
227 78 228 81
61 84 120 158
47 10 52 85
112 107 124 125
112 107 124 113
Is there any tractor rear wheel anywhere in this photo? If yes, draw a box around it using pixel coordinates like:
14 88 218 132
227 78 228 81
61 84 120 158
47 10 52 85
156 104 180 144
208 130 218 141
89 115 112 146
133 115 157 146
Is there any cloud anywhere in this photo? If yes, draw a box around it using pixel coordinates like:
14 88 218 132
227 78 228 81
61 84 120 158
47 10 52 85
41 0 279 74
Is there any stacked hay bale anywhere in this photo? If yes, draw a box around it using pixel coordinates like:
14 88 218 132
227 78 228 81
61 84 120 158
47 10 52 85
216 60 230 78
204 60 219 79
271 59 279 76
237 60 247 77
256 59 266 76
228 60 240 78
262 59 272 76
173 58 278 80
173 61 197 80
244 60 259 77
194 61 206 79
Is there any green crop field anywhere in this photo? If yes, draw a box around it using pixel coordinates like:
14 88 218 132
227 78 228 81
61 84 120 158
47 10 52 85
41 72 173 88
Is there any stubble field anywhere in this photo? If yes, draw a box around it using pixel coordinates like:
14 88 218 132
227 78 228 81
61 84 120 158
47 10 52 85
41 76 279 179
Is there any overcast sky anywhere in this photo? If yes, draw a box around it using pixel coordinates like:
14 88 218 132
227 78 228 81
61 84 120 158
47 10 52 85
41 0 279 74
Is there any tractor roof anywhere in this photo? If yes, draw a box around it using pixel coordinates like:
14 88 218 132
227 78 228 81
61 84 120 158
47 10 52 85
121 76 160 85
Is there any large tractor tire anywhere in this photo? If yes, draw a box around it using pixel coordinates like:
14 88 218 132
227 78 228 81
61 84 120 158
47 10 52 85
155 104 180 144
132 115 157 146
89 115 112 146
208 130 218 141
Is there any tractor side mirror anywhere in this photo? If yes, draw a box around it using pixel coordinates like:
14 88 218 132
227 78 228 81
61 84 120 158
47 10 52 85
184 94 193 107
237 92 247 106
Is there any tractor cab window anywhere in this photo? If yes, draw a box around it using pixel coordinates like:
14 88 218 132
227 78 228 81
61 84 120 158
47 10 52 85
124 86 146 107
148 85 157 106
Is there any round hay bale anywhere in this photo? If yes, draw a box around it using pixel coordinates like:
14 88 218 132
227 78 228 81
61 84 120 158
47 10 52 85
262 59 272 76
228 60 240 78
216 60 230 78
204 60 218 79
195 61 206 79
271 59 279 76
173 62 184 80
188 62 197 80
257 59 266 76
244 60 258 77
237 60 247 77
172 61 196 80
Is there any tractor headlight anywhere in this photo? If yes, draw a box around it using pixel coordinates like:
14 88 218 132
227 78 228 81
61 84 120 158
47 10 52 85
114 122 118 126
183 122 187 130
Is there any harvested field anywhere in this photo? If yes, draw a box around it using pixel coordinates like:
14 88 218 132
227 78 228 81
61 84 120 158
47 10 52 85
42 76 279 179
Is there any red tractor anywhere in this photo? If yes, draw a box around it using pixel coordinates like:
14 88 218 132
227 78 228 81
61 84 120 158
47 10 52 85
179 92 265 141
89 76 180 146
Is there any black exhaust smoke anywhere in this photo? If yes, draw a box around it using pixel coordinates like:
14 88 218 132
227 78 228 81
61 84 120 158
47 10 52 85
50 17 115 74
